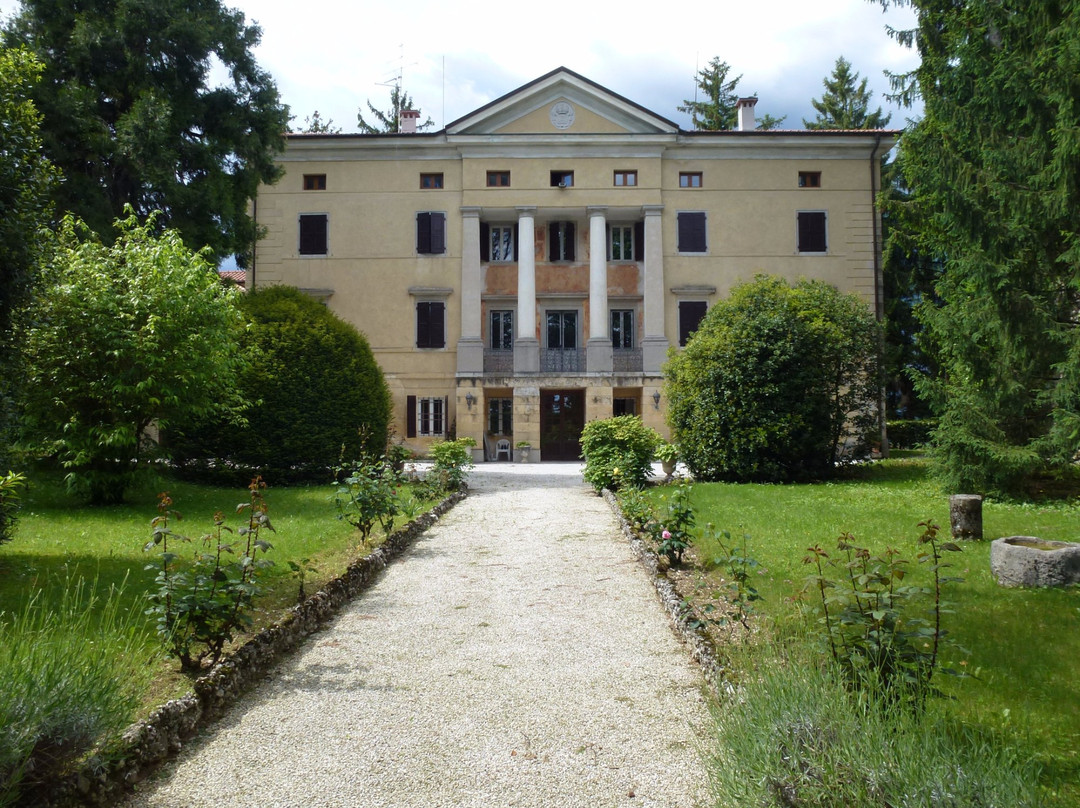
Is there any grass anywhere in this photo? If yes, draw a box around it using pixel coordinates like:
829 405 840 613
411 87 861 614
647 455 1080 806
0 470 442 707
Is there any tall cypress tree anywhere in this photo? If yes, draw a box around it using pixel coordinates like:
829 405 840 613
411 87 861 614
879 0 1080 495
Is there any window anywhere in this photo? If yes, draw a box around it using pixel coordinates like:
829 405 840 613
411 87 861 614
548 221 576 261
487 397 513 436
486 171 510 187
613 397 637 416
489 310 513 351
678 301 707 346
406 396 445 437
546 311 577 350
303 174 326 190
797 211 827 253
798 171 821 188
679 172 702 188
489 225 514 262
420 173 444 189
609 225 634 261
614 170 637 187
416 211 446 255
550 170 574 188
415 301 445 349
298 214 328 255
677 211 707 253
611 309 634 349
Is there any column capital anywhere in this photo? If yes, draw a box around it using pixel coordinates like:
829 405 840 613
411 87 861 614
515 205 537 217
642 204 665 217
586 206 609 218
460 206 482 218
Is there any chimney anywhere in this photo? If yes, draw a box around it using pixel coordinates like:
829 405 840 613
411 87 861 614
399 109 420 134
736 97 758 132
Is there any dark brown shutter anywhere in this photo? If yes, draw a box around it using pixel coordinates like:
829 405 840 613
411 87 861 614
431 212 446 254
677 212 706 253
406 395 417 438
634 221 645 261
565 222 575 261
480 222 490 262
417 212 432 254
548 222 558 260
513 223 519 261
299 214 327 255
431 302 445 349
605 224 612 261
797 211 827 252
679 301 707 346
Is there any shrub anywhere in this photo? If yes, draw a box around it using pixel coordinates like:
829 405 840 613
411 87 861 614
581 415 661 492
333 455 400 543
428 437 475 492
886 419 938 450
144 479 275 672
0 578 155 805
664 275 882 482
173 285 390 484
710 642 1040 808
649 482 695 565
0 471 26 545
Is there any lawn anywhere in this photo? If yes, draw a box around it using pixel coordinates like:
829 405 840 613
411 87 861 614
647 454 1080 805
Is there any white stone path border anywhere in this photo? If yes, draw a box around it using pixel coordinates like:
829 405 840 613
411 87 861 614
125 462 712 808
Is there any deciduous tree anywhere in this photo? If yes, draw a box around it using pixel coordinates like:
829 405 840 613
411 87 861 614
877 0 1080 494
18 212 248 504
3 0 289 261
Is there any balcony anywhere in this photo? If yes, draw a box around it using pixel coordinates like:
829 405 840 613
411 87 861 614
541 348 584 373
483 349 513 374
612 347 643 373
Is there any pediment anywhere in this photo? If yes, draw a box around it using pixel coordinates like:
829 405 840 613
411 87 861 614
445 67 679 137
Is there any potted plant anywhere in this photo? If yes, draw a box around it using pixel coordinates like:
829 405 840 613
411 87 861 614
656 440 679 478
515 440 532 463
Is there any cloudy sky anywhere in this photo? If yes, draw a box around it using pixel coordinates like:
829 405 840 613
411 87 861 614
1 0 921 132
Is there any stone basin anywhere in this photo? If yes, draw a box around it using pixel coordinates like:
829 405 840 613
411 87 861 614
990 536 1080 588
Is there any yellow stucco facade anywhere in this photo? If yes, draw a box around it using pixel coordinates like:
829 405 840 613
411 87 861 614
251 68 896 462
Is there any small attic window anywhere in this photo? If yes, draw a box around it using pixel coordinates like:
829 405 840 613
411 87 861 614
551 170 574 188
303 174 326 190
798 171 822 188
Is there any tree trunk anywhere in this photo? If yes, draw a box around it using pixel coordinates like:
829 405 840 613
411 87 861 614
950 494 983 540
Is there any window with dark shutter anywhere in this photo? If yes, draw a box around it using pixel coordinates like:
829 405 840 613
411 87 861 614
298 214 328 255
406 395 417 438
677 212 707 253
634 221 645 261
416 212 446 255
416 301 445 349
797 211 827 253
678 301 708 346
549 221 575 261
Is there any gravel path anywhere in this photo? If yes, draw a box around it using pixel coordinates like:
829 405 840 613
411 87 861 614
125 463 713 808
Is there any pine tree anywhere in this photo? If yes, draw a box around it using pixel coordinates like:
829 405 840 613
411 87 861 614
804 56 891 130
678 57 785 130
877 0 1080 495
357 85 433 134
297 111 341 134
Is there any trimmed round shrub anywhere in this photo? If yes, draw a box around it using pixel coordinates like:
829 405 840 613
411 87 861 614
174 286 390 483
664 275 882 482
581 415 661 492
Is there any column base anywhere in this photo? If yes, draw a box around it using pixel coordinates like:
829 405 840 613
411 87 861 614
641 336 671 375
456 337 485 375
586 338 613 374
513 338 540 374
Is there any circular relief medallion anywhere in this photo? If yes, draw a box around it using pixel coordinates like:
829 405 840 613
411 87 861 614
549 101 575 130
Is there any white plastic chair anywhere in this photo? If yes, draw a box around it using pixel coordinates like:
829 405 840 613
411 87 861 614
495 438 511 461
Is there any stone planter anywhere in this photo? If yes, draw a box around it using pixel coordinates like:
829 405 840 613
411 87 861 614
517 447 531 463
990 536 1080 588
661 459 676 478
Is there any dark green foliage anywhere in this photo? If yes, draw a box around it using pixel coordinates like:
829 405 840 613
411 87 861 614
580 416 660 492
877 0 1080 495
175 286 391 484
144 480 275 672
650 483 695 565
886 418 938 450
664 276 882 482
357 85 433 133
333 456 400 543
803 56 891 130
18 213 248 504
0 47 58 469
428 438 476 492
3 0 288 261
677 57 785 130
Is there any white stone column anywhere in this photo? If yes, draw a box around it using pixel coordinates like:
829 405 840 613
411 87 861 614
514 206 539 373
586 206 612 373
641 204 668 374
456 207 484 374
